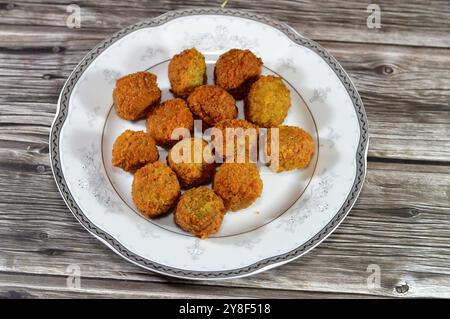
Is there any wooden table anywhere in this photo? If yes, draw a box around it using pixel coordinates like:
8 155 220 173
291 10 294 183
1 0 449 298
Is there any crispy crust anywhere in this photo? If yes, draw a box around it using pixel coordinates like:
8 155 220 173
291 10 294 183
168 48 206 98
174 186 226 239
187 85 238 127
167 138 216 188
113 72 161 120
146 98 194 146
131 161 180 218
266 125 314 172
213 163 263 211
112 130 159 172
214 49 262 99
245 75 291 127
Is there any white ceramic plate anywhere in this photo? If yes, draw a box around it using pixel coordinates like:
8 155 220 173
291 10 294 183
50 8 368 280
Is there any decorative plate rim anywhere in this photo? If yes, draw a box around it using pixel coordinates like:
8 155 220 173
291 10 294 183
49 8 369 280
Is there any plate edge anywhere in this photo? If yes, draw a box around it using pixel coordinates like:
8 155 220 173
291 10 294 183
49 8 369 280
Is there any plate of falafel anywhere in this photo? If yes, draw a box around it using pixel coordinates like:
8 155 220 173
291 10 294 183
50 9 368 279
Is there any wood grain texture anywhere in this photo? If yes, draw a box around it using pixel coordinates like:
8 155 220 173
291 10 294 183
0 0 449 47
0 0 449 298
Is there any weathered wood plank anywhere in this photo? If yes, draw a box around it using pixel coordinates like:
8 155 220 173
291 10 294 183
0 0 449 47
1 34 449 161
0 161 448 297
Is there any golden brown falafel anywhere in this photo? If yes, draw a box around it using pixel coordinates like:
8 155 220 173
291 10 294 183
212 119 259 163
214 49 262 99
265 125 314 172
174 186 226 239
146 98 194 146
112 130 159 172
132 161 180 218
187 85 238 127
168 48 206 97
245 75 291 127
167 138 216 189
213 163 263 211
113 71 161 120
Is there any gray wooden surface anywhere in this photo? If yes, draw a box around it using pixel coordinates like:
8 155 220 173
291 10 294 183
0 0 449 298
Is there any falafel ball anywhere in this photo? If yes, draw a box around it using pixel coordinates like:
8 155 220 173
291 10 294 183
214 49 262 99
265 125 314 172
174 186 226 239
187 85 238 127
168 48 206 97
213 163 263 211
113 71 161 120
112 130 159 172
146 98 194 146
132 161 180 218
167 138 216 188
212 119 259 163
245 75 291 127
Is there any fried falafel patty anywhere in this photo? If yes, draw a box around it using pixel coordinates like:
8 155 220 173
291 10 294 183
167 138 216 188
168 48 206 97
146 98 194 146
245 75 291 127
132 161 180 218
112 130 159 172
213 163 263 211
174 187 226 239
212 119 259 163
214 49 263 99
187 85 238 127
113 71 161 120
266 125 314 172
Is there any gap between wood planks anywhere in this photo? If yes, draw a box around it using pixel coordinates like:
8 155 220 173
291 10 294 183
367 157 450 167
